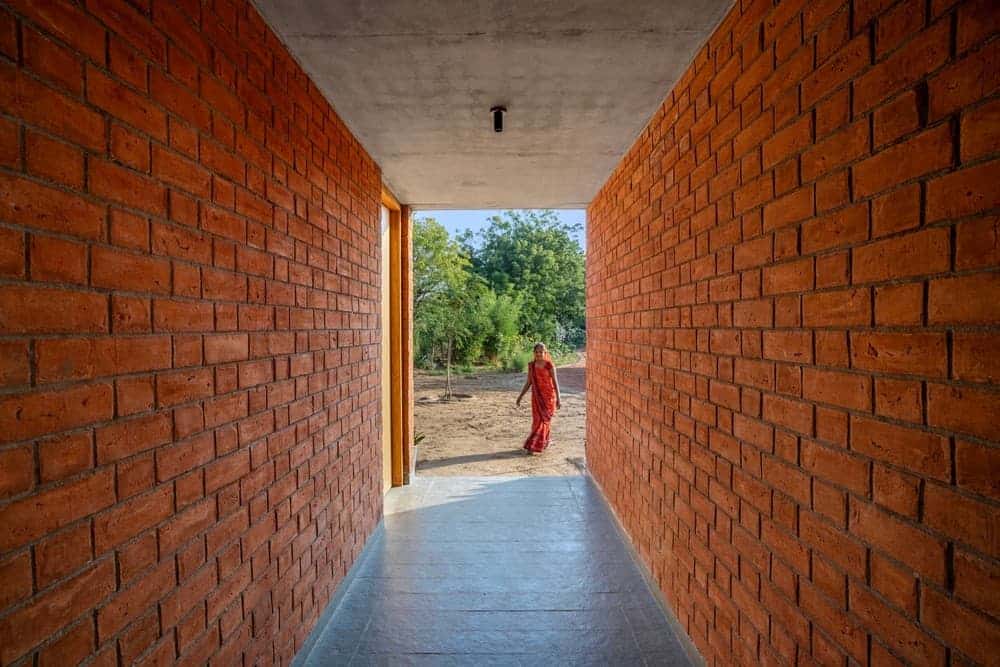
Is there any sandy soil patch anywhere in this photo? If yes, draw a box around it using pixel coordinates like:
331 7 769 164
413 355 586 476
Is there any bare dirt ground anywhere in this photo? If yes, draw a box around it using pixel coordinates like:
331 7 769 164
413 354 586 476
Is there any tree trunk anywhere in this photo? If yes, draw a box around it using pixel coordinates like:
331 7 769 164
445 337 453 399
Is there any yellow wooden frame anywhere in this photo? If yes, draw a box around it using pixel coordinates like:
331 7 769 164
381 187 405 488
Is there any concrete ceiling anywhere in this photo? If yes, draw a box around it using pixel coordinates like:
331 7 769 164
253 1 733 209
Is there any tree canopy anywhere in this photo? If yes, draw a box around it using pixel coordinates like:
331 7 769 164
413 210 585 372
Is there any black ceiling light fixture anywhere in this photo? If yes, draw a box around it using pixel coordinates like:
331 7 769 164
491 105 506 133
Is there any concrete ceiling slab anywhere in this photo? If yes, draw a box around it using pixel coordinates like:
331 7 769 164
253 1 733 209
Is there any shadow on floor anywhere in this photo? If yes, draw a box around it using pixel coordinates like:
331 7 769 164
294 476 694 666
416 450 528 471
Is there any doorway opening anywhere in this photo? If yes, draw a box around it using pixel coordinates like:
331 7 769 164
410 209 587 477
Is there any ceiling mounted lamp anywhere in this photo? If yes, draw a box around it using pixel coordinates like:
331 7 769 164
491 106 506 133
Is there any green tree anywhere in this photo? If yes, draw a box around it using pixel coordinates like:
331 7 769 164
463 210 585 346
413 217 470 308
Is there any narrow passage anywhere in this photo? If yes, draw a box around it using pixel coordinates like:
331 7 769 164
297 476 693 666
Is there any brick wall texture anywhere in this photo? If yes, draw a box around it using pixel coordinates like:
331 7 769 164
0 0 384 665
587 0 999 664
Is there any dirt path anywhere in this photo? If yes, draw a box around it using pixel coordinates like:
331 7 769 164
413 355 586 476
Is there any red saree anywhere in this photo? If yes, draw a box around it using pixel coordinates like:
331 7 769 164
523 360 557 453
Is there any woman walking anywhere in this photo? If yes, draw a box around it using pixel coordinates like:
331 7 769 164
516 343 562 455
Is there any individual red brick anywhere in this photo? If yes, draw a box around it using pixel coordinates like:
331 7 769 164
22 25 82 95
89 159 167 217
878 0 927 57
802 120 869 183
953 548 1000 618
816 251 848 288
110 124 151 173
156 368 214 408
0 444 34 499
852 124 953 199
115 375 154 416
801 439 870 495
0 552 32 613
927 38 1000 121
205 449 250 494
955 216 1000 271
872 90 920 148
926 159 1000 223
854 19 950 114
29 235 87 284
111 295 152 333
91 245 171 295
803 288 871 327
97 558 176 642
762 115 812 169
152 299 214 332
36 336 172 384
108 36 147 92
873 282 922 326
926 479 999 558
801 203 868 253
849 497 946 582
928 272 1000 324
815 330 850 367
0 117 16 170
851 415 951 480
955 439 1000 500
760 330 811 365
854 227 950 284
0 226 24 280
93 485 173 553
0 558 115 664
802 33 870 108
25 131 84 188
762 187 813 232
116 452 155 500
952 332 1000 383
0 172 105 240
95 412 172 464
763 394 814 435
874 377 922 423
151 222 213 265
155 432 213 483
0 382 113 446
172 334 203 367
850 331 947 377
158 497 215 555
38 432 93 483
152 145 212 197
873 463 921 518
802 368 871 411
204 333 249 364
927 382 1000 441
761 258 813 295
870 551 918 615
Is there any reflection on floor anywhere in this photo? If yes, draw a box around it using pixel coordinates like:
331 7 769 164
295 476 694 666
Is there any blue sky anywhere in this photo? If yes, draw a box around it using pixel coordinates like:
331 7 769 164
413 209 587 247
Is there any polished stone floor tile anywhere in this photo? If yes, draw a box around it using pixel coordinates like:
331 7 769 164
296 476 693 667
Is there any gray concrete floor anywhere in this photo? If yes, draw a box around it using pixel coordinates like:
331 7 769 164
296 476 693 666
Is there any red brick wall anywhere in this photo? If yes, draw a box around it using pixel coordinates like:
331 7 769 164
587 0 999 664
0 1 384 664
